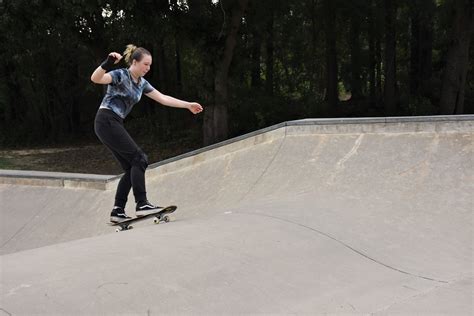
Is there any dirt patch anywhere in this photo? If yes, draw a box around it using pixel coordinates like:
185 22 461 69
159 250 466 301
0 138 202 175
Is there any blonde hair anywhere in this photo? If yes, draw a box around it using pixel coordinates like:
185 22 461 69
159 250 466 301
123 44 151 66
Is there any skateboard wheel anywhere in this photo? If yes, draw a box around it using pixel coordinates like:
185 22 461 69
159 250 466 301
128 225 133 230
115 228 121 232
163 216 170 223
153 217 160 224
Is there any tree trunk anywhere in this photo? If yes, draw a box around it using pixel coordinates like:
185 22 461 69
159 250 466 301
265 7 274 96
350 12 362 99
154 38 167 93
410 0 434 96
203 0 249 145
376 30 383 107
440 0 473 114
251 28 262 88
310 0 319 96
201 64 215 145
375 0 383 107
175 34 183 94
368 0 377 107
151 39 170 138
384 0 397 115
324 0 338 114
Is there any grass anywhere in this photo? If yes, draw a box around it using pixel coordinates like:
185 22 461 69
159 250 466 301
0 157 15 169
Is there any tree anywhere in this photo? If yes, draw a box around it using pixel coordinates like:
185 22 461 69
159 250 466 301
384 0 397 114
194 0 249 145
349 0 364 100
440 0 474 114
410 0 435 97
1 0 473 148
323 0 338 114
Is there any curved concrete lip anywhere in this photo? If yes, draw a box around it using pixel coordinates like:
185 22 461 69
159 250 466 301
1 115 472 314
1 114 472 187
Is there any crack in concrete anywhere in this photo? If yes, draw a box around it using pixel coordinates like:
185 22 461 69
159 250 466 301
240 212 449 284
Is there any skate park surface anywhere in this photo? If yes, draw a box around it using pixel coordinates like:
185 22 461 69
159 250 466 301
1 116 472 315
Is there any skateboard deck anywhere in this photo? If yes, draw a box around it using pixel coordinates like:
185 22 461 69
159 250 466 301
108 205 177 232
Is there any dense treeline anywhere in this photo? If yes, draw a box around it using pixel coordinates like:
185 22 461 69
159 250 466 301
0 0 473 147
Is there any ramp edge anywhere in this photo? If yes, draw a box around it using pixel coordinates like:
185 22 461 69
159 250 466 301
1 115 472 189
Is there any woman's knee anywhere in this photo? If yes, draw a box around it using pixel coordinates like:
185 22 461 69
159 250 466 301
131 150 148 172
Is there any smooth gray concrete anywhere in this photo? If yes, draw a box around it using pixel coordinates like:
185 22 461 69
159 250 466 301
1 116 473 315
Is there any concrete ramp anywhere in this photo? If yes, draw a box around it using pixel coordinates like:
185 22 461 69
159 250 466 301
1 116 473 314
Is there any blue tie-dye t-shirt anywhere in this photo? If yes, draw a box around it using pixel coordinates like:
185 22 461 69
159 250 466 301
99 68 155 119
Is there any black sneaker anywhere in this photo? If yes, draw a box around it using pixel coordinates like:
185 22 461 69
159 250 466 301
136 200 162 217
110 206 132 223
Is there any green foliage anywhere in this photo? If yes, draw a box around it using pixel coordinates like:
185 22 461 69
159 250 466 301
0 0 472 147
0 157 15 169
406 96 439 116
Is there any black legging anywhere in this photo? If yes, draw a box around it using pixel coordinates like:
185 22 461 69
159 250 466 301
94 108 148 208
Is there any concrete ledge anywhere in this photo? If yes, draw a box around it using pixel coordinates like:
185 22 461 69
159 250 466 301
2 115 473 190
0 170 115 190
145 115 474 177
286 116 474 135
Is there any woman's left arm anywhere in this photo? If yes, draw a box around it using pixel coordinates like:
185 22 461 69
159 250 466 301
145 89 203 114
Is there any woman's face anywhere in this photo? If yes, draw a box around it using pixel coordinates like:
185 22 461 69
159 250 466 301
132 54 152 77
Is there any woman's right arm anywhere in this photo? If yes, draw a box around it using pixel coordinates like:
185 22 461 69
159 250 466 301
90 52 122 84
90 67 112 84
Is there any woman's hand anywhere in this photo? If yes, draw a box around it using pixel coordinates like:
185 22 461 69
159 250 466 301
108 52 123 64
93 52 123 82
188 102 203 114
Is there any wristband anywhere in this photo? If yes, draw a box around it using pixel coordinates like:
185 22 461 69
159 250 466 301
100 55 117 71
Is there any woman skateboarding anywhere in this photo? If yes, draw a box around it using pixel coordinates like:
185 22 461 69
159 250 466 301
91 44 203 223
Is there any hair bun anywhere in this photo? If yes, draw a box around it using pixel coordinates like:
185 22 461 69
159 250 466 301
122 44 151 66
123 44 137 66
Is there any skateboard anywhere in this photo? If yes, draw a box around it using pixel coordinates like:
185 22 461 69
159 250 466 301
108 205 177 232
